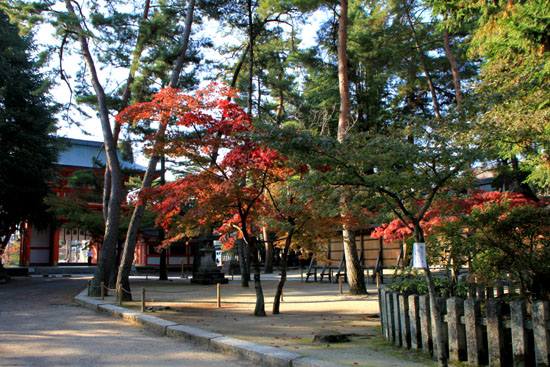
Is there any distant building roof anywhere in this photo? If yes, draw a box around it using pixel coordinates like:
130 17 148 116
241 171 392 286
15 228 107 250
56 138 147 172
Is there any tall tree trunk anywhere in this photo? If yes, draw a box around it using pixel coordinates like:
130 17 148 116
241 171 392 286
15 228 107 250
103 0 151 223
404 4 441 119
158 156 168 281
276 68 284 124
116 0 195 300
336 0 367 295
247 0 254 114
237 238 250 287
64 0 124 297
252 241 266 317
263 226 273 274
273 220 294 314
443 27 462 111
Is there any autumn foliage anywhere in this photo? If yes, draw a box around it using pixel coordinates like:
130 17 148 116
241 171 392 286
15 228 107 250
371 191 539 243
117 84 288 248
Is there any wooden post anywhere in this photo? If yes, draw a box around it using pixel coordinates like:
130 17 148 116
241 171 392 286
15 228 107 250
486 300 505 366
398 294 411 349
217 283 221 308
281 289 284 303
141 288 146 313
408 295 421 350
533 300 550 367
447 297 466 362
419 294 432 355
386 291 395 343
379 289 386 339
393 292 402 346
100 282 105 300
431 297 448 360
339 276 343 295
117 285 122 306
511 300 530 367
376 272 380 288
465 299 485 365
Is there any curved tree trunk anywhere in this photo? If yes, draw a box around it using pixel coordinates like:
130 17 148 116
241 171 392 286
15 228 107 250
115 0 195 300
103 0 151 223
64 0 124 297
273 221 294 314
443 27 462 111
237 238 249 287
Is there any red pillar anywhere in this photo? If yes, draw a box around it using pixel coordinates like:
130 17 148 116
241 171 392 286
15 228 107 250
51 228 60 265
20 223 31 266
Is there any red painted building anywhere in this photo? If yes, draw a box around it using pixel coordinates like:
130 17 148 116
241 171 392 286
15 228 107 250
20 138 194 268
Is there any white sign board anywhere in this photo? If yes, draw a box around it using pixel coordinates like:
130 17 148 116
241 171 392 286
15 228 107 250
412 242 427 269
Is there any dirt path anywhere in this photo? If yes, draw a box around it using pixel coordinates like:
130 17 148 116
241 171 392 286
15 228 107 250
111 273 436 367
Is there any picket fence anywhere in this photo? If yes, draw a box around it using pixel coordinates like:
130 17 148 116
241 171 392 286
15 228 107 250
378 288 550 366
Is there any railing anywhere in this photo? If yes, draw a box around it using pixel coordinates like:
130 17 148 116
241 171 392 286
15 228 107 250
379 288 550 366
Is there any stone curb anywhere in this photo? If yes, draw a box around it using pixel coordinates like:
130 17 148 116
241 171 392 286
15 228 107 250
74 291 348 367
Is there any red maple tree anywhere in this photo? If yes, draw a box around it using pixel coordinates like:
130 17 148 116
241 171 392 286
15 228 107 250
119 83 290 316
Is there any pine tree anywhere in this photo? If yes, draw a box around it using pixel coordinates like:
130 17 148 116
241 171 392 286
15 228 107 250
0 10 57 279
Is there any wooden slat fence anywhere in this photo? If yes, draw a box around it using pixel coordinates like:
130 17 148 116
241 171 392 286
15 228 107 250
379 288 550 366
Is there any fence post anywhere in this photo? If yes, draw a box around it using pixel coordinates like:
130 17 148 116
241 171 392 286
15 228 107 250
511 300 530 367
139 288 145 312
379 289 387 339
486 300 505 366
465 299 485 365
386 291 395 344
217 283 221 308
100 282 105 300
117 285 123 306
399 294 411 349
408 295 421 350
431 297 448 360
533 300 550 367
447 297 466 362
419 294 432 355
392 292 402 346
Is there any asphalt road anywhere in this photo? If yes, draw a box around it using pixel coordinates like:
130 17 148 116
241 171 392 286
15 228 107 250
0 276 253 367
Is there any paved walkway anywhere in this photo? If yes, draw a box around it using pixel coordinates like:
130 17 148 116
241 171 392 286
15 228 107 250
0 277 253 367
93 270 436 366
